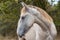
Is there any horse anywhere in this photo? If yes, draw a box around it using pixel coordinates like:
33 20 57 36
17 2 57 40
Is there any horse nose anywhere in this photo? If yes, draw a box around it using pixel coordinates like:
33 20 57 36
19 33 25 38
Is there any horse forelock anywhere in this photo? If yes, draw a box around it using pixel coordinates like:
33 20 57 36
21 5 53 23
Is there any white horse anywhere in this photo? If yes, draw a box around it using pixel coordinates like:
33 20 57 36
17 2 57 40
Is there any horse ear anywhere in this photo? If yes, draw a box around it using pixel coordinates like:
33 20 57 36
21 2 29 10
21 2 27 7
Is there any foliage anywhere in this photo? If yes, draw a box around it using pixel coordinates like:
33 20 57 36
49 0 60 31
0 0 20 36
57 1 60 12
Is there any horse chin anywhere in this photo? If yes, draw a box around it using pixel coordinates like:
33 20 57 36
21 36 26 40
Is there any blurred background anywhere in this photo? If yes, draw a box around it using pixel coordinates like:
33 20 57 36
0 0 60 40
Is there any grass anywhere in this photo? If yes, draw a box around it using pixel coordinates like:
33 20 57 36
0 35 17 40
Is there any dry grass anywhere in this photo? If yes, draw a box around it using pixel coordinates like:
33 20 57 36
55 34 60 40
0 35 17 40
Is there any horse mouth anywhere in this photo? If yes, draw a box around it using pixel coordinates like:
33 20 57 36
19 35 26 40
21 37 26 40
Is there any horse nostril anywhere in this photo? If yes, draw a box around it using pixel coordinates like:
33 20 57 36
19 35 22 38
19 33 25 38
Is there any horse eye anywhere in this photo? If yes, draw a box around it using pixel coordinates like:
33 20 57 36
21 16 25 19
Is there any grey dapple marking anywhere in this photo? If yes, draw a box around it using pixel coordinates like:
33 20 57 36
17 2 57 40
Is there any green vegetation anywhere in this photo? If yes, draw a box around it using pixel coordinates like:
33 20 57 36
0 0 20 36
0 0 60 36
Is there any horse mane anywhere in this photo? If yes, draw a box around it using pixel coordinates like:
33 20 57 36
21 5 53 23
